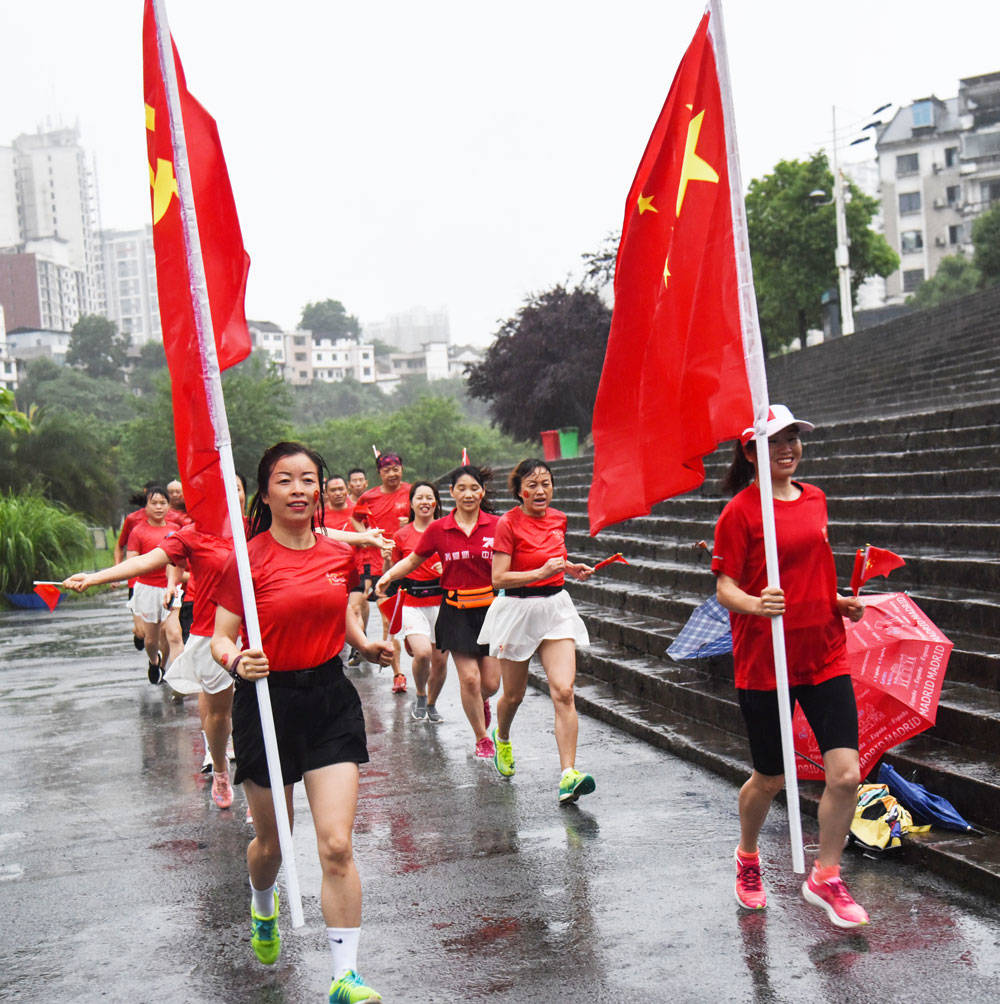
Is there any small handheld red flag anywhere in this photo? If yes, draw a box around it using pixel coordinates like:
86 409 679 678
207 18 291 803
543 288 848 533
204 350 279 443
851 545 906 595
461 448 469 465
593 553 630 572
32 582 62 612
379 588 407 634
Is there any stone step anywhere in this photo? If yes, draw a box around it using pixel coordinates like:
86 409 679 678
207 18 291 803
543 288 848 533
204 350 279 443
527 658 1000 898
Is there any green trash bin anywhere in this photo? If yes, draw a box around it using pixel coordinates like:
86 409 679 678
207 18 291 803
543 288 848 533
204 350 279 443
558 427 579 459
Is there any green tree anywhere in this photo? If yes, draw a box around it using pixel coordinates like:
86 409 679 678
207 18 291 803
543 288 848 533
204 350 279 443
289 377 386 425
16 357 136 425
745 152 899 351
972 202 1000 285
119 352 292 490
301 395 528 484
466 285 611 442
0 388 30 433
908 254 982 308
299 299 361 339
129 339 168 396
65 314 132 381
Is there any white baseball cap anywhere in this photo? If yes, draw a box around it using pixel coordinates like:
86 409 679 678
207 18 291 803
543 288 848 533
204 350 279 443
740 404 815 444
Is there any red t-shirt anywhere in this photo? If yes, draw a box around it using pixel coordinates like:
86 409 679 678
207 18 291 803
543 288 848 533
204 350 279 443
322 503 355 533
711 482 848 690
214 532 358 673
413 510 499 590
494 507 568 588
392 522 442 607
117 509 145 587
159 526 234 637
166 509 190 528
126 521 172 588
356 483 411 576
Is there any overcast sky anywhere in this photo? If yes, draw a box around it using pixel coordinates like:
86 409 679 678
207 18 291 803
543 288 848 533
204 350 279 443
3 1 998 345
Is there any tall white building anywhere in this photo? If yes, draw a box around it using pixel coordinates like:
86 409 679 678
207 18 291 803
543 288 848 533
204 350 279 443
101 226 161 345
1 127 103 316
248 321 376 386
362 306 450 353
0 305 18 390
876 71 1000 301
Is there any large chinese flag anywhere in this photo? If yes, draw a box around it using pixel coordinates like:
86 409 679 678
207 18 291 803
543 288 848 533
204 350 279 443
588 9 753 534
142 0 251 537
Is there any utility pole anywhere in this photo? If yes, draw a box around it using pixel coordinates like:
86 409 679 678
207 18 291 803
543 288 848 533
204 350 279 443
832 106 855 335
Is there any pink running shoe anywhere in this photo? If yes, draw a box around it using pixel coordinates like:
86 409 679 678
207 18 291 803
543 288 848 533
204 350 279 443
475 736 496 759
734 848 766 910
483 699 492 730
802 869 870 928
212 770 234 810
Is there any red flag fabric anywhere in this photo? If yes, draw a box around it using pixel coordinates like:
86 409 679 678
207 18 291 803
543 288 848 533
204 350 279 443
851 545 906 595
593 552 630 572
461 448 469 466
32 583 61 612
588 10 752 535
142 0 251 538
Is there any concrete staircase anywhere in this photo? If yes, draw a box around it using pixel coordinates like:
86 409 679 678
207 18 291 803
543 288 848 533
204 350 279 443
538 286 1000 895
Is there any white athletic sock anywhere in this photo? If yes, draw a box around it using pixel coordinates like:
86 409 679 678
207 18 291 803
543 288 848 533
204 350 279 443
250 880 276 918
327 927 360 979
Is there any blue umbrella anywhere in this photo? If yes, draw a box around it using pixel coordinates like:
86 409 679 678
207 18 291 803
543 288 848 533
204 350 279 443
667 595 733 660
877 762 975 833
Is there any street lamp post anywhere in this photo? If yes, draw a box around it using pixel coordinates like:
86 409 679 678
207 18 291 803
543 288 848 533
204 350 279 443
832 107 855 336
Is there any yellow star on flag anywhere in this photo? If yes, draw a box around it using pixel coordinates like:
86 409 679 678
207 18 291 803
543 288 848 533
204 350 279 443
676 106 719 216
638 193 658 215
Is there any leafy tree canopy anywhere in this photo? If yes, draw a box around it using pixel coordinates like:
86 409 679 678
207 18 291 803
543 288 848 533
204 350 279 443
128 339 168 396
16 357 136 425
972 202 1000 285
466 285 612 442
300 395 529 489
299 299 361 340
908 254 982 309
745 152 899 351
66 314 132 381
0 388 30 433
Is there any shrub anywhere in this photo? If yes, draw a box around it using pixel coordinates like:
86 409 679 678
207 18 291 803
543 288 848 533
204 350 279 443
0 490 93 595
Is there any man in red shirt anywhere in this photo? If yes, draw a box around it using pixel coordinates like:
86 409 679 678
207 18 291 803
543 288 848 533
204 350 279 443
347 468 368 505
322 475 355 532
355 453 411 682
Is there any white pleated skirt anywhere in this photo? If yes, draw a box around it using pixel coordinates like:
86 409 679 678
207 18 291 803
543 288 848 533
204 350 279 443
477 589 589 662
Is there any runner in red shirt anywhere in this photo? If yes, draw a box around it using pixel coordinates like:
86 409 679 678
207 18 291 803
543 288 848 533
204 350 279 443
383 481 447 719
65 475 250 810
481 459 595 803
115 485 156 650
355 452 411 685
713 404 867 928
211 442 391 1002
322 474 355 532
125 486 183 683
377 465 501 759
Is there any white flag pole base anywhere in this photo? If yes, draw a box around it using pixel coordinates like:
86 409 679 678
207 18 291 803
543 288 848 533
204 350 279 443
255 678 306 928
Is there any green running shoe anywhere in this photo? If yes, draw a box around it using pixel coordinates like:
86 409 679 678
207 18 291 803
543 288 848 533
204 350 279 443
558 768 596 804
329 969 382 1002
492 727 515 777
250 890 280 965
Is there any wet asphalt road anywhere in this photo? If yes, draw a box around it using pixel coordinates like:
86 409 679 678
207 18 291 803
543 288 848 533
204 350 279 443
2 594 1000 1003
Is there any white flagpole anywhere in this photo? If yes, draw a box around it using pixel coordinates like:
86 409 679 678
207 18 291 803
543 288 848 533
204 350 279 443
151 0 306 924
708 0 806 874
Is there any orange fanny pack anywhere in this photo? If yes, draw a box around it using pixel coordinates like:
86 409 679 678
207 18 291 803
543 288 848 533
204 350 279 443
444 586 495 609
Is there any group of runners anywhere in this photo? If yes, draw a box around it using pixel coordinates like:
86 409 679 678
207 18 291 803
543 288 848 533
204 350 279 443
62 406 870 1002
65 445 597 1004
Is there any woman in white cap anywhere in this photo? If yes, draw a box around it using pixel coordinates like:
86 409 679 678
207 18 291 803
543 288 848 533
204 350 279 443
712 404 867 929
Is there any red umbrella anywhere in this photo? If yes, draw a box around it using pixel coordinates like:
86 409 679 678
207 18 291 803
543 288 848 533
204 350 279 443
794 593 952 780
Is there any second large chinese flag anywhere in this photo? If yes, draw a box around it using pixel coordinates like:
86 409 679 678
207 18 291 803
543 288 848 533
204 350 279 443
588 10 752 535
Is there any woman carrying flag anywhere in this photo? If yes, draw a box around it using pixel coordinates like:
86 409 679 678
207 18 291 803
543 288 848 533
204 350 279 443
376 465 501 760
211 442 392 1003
478 459 596 803
712 405 868 929
383 481 448 723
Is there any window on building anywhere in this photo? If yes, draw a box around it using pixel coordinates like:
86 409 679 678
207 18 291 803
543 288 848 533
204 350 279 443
293 335 306 346
898 191 921 215
900 231 923 254
985 180 1000 206
896 153 919 176
911 101 933 128
946 185 961 206
945 146 959 168
948 224 963 245
902 269 924 293
294 352 306 362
